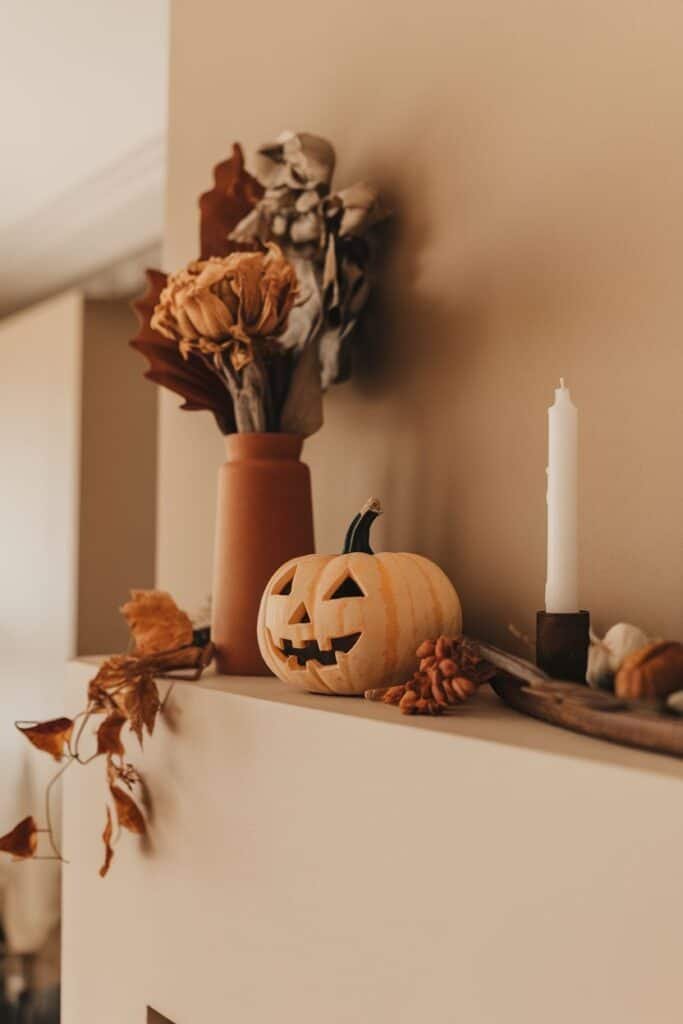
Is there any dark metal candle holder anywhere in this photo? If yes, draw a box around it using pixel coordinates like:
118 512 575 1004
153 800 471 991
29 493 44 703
536 610 590 682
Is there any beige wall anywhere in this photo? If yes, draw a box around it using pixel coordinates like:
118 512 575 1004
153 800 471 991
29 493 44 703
0 291 158 950
62 663 683 1023
0 291 82 953
159 0 683 643
0 291 82 689
78 300 158 655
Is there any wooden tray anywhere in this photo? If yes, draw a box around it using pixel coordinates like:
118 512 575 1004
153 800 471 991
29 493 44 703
490 673 683 759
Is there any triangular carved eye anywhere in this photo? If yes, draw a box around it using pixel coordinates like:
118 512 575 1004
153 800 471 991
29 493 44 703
288 603 311 624
273 569 295 596
328 575 365 599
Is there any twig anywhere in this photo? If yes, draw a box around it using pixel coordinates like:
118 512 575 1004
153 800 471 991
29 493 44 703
67 706 95 760
72 706 97 764
160 683 176 713
508 623 535 653
44 757 74 862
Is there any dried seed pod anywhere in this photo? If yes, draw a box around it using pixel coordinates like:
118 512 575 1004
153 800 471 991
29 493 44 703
441 677 457 702
431 679 447 706
427 665 440 687
399 690 418 713
364 686 391 701
435 636 451 660
416 640 436 659
451 676 477 700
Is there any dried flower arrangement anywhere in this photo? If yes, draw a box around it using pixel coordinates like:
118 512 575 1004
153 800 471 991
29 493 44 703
132 131 389 435
0 592 214 877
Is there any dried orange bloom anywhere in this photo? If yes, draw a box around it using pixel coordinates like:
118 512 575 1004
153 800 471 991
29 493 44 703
151 243 298 371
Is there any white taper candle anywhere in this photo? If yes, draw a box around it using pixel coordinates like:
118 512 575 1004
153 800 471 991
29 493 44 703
545 379 579 613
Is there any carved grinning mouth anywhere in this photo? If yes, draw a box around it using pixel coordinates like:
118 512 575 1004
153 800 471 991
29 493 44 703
278 634 361 667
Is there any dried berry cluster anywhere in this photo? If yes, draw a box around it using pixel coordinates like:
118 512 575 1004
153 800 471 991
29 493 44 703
366 635 496 715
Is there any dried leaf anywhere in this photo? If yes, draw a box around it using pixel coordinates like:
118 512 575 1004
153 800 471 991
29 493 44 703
325 181 388 238
110 786 146 835
113 762 141 791
96 713 127 758
199 142 264 259
254 132 336 192
16 718 73 761
139 676 161 738
99 807 114 878
88 656 130 709
121 590 193 657
112 674 160 746
0 816 38 860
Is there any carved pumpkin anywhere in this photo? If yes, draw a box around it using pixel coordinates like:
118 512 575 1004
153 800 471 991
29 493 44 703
257 499 462 695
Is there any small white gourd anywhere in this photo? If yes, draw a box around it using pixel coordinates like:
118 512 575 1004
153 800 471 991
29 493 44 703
586 622 650 689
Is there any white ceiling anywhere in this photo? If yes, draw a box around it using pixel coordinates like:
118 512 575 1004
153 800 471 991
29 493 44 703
1 0 169 312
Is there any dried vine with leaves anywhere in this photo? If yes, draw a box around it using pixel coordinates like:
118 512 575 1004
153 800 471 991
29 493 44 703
0 591 214 877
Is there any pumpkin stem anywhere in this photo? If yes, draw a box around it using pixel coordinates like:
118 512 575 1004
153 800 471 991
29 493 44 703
342 513 361 554
343 498 383 554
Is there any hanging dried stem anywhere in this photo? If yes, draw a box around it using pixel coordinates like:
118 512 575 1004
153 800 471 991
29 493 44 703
0 590 214 877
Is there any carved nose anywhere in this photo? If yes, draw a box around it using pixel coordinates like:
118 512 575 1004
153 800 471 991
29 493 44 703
288 603 311 625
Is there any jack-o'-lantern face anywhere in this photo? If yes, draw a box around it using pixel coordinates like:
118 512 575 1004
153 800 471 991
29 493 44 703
257 500 462 695
258 553 373 694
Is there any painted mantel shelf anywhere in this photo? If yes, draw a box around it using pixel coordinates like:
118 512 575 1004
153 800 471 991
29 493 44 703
62 659 683 1024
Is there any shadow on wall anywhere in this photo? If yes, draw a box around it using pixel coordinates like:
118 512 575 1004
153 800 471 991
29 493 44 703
78 299 158 655
307 117 683 649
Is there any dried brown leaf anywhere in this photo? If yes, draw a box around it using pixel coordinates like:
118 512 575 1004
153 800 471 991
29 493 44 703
121 590 193 657
96 713 127 758
99 807 114 878
139 675 161 738
110 786 146 835
0 816 38 860
16 718 73 761
112 673 160 746
88 656 131 708
114 763 141 791
199 142 264 259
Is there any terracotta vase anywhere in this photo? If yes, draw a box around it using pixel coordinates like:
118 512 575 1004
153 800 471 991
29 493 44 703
211 433 314 676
